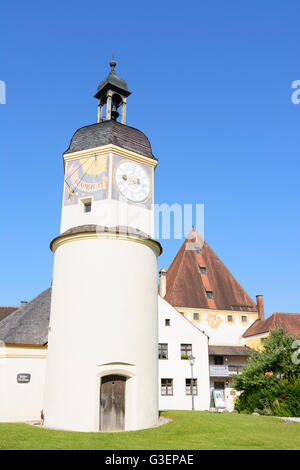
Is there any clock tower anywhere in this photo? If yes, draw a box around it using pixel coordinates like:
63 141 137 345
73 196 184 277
43 62 161 432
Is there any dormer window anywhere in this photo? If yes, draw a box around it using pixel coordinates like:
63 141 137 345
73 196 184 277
206 291 213 299
200 267 207 275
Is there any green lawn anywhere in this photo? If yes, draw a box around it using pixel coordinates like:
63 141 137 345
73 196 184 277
0 411 300 450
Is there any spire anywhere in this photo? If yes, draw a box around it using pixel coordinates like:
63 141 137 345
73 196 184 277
94 60 131 124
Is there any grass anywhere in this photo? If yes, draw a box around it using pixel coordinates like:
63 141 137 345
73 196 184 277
0 411 300 450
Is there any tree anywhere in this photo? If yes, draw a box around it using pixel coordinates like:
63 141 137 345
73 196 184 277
233 328 300 415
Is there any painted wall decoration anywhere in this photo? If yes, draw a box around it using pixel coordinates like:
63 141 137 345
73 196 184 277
64 155 108 205
112 154 153 209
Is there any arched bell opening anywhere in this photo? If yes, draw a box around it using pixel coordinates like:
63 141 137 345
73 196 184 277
111 93 122 121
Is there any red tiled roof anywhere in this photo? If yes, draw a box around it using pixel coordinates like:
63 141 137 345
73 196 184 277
164 230 257 312
0 307 18 322
243 312 300 338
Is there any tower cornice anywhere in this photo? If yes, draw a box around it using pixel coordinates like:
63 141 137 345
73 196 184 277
63 143 158 170
50 224 162 256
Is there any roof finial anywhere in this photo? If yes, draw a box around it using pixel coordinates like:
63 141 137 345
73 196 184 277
110 53 116 73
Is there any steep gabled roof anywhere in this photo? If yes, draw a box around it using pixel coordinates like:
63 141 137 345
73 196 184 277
164 230 257 312
0 288 51 345
0 306 18 322
243 312 300 338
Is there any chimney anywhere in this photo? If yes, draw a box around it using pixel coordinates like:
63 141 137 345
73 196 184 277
20 301 28 308
159 268 167 298
256 295 264 320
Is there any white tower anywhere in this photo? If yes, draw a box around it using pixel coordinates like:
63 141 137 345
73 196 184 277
43 61 161 432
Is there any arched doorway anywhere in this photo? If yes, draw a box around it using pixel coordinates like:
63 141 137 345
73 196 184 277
100 375 126 431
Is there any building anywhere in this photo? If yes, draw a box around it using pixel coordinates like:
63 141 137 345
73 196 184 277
0 306 19 322
1 62 298 426
243 312 300 349
158 296 210 411
158 229 262 410
0 288 211 422
0 290 50 422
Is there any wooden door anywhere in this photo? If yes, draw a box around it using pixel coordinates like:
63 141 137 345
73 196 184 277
100 375 126 431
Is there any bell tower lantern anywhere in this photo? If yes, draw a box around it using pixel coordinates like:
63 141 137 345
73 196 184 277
94 60 131 124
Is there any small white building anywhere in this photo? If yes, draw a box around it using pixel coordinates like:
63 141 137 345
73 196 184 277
158 296 210 411
0 289 50 422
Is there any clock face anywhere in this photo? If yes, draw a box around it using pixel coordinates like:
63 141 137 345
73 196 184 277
114 160 151 203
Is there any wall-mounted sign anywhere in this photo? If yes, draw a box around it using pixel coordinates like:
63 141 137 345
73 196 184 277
17 373 31 384
210 365 229 377
213 389 226 408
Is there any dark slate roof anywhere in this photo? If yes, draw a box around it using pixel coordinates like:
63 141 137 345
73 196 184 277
0 306 18 322
0 288 51 345
243 312 300 338
165 229 258 312
209 345 252 356
64 120 156 160
94 68 131 99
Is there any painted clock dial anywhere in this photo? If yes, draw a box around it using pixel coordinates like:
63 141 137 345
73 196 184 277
114 160 151 203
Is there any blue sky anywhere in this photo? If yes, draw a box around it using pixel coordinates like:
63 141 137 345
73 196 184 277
1 0 299 317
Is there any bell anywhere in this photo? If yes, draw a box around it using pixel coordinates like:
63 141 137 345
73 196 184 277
111 103 119 121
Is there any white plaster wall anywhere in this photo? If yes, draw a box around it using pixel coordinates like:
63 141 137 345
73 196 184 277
158 297 210 411
60 198 154 238
0 354 46 422
44 237 159 432
184 311 257 346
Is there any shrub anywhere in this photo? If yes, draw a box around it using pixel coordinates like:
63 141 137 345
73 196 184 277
233 328 300 416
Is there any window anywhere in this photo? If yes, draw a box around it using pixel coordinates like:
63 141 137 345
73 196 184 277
214 355 224 365
161 378 173 396
199 267 207 275
195 248 201 254
185 378 198 395
158 343 168 360
242 315 247 323
206 291 213 299
193 313 199 321
181 343 192 359
165 319 170 326
82 198 92 213
227 315 233 322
